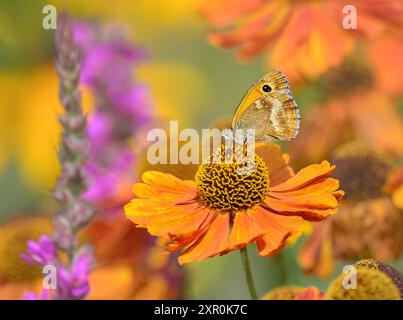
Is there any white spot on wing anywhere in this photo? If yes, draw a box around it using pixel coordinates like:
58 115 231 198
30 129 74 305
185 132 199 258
268 96 282 131
254 99 263 109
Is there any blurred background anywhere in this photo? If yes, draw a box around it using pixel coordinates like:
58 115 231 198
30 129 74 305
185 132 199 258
0 0 402 299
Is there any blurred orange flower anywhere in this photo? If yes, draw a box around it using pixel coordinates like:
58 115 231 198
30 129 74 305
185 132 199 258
288 57 403 166
299 142 403 278
261 285 323 300
294 286 324 300
368 28 403 97
125 143 343 264
200 0 403 81
85 250 183 300
289 93 403 167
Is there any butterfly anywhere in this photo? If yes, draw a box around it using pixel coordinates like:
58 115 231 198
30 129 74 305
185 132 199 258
231 69 300 142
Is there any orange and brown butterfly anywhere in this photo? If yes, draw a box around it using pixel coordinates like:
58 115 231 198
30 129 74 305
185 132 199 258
232 69 300 142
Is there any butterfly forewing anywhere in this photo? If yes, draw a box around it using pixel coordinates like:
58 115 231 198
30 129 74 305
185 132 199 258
232 69 300 142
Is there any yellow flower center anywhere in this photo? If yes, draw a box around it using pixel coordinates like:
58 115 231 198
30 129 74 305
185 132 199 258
326 268 401 300
355 259 403 299
261 286 305 300
332 142 390 201
195 145 269 211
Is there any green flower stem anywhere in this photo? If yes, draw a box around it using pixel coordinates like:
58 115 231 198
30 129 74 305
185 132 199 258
240 246 258 300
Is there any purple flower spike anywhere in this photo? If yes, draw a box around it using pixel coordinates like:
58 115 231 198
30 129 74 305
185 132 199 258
57 251 92 299
21 235 57 265
86 112 111 153
23 14 95 301
71 22 153 208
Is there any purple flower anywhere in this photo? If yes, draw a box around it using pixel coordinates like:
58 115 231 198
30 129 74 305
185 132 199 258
86 112 112 153
57 252 91 299
23 248 92 300
72 22 153 206
21 235 57 265
23 15 95 301
24 290 51 300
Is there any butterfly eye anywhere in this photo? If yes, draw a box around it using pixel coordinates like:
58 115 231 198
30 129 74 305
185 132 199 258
262 84 272 92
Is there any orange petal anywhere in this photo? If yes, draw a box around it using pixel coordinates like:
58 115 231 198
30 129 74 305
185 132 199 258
270 4 310 61
133 171 197 204
237 2 291 59
272 2 354 81
199 0 268 26
255 207 305 256
333 0 403 38
125 199 211 241
384 166 403 194
270 160 335 192
227 209 267 250
207 5 278 49
298 219 334 278
165 212 216 253
255 143 294 187
294 286 324 300
370 32 403 96
87 264 136 300
178 213 230 264
265 161 343 221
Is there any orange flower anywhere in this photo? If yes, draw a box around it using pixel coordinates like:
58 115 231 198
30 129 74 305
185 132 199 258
368 28 403 97
295 286 324 300
299 142 403 278
86 258 182 300
125 143 343 264
200 0 403 81
261 285 324 300
287 57 403 169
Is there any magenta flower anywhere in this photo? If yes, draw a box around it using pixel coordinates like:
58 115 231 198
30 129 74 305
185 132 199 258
86 112 112 153
22 245 92 300
73 22 153 206
21 235 57 265
57 252 92 299
24 290 51 300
